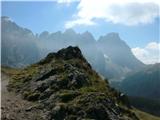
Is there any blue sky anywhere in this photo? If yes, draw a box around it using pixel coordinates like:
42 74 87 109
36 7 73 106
1 1 160 64
2 1 159 47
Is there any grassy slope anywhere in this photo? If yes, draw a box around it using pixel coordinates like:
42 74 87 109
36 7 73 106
1 66 21 76
2 66 160 120
133 109 160 120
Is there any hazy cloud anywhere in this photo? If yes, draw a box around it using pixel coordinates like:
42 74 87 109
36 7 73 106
132 42 160 64
5 0 159 28
63 0 160 28
57 0 79 3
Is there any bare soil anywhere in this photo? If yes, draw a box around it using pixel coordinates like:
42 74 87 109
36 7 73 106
1 73 44 120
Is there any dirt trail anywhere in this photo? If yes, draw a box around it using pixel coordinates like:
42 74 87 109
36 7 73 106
1 73 44 120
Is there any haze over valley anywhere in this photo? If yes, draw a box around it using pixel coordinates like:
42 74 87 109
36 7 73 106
1 1 160 119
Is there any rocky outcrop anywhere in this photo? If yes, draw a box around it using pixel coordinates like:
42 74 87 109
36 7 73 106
8 46 139 120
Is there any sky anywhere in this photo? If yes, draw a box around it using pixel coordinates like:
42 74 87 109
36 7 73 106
1 0 160 64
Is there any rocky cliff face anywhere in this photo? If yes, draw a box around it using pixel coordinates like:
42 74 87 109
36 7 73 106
97 33 145 79
8 46 139 120
1 16 41 67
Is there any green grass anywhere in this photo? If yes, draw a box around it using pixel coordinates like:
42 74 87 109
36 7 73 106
133 109 160 120
59 90 80 102
1 66 21 76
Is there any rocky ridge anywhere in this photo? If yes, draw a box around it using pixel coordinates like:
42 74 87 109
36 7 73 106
8 46 139 120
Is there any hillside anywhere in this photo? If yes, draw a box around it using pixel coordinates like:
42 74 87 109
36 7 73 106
6 46 139 120
118 63 160 99
133 109 160 120
129 96 160 117
111 64 160 117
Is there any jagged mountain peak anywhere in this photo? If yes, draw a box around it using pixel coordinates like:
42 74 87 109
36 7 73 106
64 28 76 35
106 32 120 39
54 30 62 35
82 31 92 36
97 32 144 77
75 31 96 45
99 32 125 45
1 16 33 35
1 16 145 80
81 31 95 41
1 16 12 22
39 31 50 39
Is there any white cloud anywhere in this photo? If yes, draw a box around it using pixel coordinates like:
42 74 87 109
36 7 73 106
2 0 79 2
57 0 79 3
146 42 160 50
65 18 96 28
132 42 160 64
63 0 160 28
4 0 159 27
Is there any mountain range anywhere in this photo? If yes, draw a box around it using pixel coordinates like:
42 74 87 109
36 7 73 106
1 16 41 67
1 16 160 119
1 16 145 80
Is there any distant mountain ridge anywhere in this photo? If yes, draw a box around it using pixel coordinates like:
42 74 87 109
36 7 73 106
118 63 160 99
97 33 145 79
1 16 41 67
1 16 145 80
38 29 145 79
97 33 144 70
